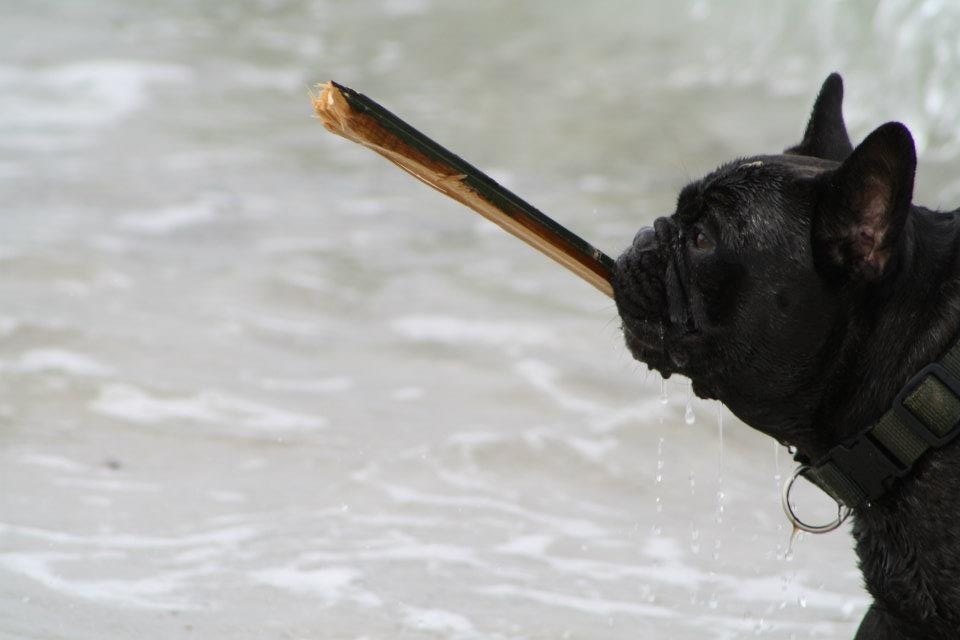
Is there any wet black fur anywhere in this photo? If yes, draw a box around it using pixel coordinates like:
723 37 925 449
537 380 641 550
614 74 960 639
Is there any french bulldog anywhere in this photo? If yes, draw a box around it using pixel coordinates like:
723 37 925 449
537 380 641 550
613 73 960 639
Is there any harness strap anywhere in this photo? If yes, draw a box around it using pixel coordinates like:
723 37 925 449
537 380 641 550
804 341 960 507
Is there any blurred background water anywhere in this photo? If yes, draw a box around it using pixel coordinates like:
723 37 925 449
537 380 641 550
3 1 960 638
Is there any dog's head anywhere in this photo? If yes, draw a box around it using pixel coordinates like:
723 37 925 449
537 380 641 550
614 74 918 452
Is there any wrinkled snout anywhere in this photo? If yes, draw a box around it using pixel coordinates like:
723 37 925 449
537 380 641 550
612 220 694 376
613 225 667 324
631 225 658 254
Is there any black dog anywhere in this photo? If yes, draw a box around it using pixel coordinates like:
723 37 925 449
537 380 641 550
613 74 960 639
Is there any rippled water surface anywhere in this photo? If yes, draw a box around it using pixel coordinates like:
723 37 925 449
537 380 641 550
4 1 960 638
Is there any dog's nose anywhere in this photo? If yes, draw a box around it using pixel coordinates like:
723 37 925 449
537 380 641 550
632 226 657 253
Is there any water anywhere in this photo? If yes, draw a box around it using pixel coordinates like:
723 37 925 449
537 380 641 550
4 1 960 638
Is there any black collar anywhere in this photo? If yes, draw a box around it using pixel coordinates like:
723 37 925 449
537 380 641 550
801 342 960 508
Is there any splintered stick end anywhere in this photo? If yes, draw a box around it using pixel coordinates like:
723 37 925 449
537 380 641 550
312 81 348 133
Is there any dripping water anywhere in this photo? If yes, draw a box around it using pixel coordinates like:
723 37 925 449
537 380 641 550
715 406 725 525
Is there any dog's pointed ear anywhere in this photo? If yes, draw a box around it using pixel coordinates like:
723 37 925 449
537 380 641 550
786 73 854 162
813 122 916 281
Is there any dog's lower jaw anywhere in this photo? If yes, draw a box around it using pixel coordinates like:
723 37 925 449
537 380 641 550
622 324 677 378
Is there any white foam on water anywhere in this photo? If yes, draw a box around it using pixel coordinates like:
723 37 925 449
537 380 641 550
90 384 220 424
476 583 676 618
10 349 114 377
0 60 190 132
532 546 866 614
339 512 443 528
89 384 326 432
0 551 196 610
643 536 684 563
116 198 219 235
728 573 870 611
401 605 475 634
495 534 554 556
564 435 618 462
513 359 605 416
384 485 608 539
391 315 555 348
51 477 162 493
249 565 380 606
541 553 703 589
300 540 484 569
17 453 89 474
0 522 260 550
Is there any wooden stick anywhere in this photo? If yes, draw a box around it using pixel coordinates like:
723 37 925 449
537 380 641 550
312 81 615 298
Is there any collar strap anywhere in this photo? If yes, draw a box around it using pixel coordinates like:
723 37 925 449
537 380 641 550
803 341 960 508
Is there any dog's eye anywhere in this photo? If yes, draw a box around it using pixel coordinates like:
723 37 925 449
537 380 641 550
693 228 715 251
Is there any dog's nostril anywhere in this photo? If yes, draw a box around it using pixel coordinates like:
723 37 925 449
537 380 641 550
632 226 657 253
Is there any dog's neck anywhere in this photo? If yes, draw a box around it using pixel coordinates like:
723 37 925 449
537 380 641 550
802 208 960 461
802 208 960 631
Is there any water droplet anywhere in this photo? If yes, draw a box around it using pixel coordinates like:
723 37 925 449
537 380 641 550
655 439 664 486
707 595 718 609
798 596 807 608
782 525 801 561
684 385 696 424
659 378 669 404
688 471 696 494
773 441 782 489
716 408 724 469
753 618 765 635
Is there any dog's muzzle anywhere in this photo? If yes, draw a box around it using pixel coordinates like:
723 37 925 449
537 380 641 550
613 225 673 367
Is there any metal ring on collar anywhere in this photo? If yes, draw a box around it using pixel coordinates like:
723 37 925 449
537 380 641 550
781 465 852 534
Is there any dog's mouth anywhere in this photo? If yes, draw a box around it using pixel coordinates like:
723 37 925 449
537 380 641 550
621 319 700 377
